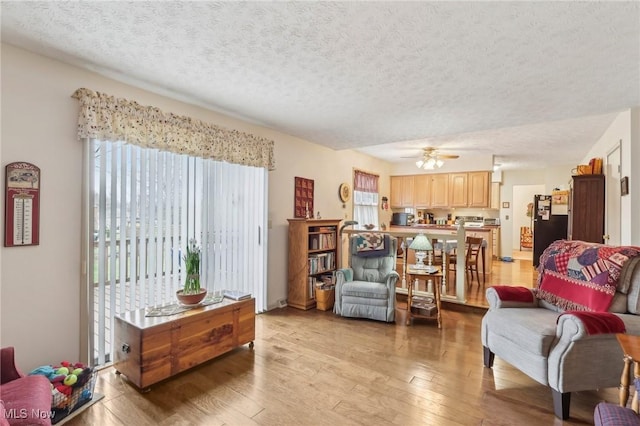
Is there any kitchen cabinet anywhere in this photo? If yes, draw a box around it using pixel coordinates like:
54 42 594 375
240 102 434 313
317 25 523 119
490 182 500 209
490 227 500 259
414 174 431 207
449 173 468 207
390 175 415 208
430 174 449 207
390 171 490 209
468 172 490 207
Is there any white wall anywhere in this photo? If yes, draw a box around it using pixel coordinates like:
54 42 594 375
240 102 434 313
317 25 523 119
0 44 391 370
390 155 494 175
581 109 640 245
512 184 544 248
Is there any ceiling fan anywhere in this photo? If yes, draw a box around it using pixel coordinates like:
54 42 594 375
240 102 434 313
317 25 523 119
403 147 459 170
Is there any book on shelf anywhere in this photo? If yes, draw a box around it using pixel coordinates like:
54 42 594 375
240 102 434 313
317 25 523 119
223 290 252 300
308 233 335 251
308 252 335 274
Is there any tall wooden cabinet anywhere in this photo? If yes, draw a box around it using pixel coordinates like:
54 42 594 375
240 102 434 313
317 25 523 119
568 175 605 243
287 219 341 310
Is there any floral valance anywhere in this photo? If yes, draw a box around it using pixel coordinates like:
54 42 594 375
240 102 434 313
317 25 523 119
71 88 275 170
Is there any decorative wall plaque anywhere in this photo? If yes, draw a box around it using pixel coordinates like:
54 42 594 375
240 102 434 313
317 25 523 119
5 162 40 246
294 177 314 218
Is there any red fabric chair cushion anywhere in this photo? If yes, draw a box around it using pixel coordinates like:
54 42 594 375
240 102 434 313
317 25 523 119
0 375 52 425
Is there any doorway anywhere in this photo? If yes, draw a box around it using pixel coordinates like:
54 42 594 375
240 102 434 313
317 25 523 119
512 184 545 260
606 143 621 245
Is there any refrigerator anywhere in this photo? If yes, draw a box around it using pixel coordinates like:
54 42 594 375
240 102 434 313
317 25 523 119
533 194 568 267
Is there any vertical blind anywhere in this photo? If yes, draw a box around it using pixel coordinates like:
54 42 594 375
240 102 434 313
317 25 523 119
88 139 267 365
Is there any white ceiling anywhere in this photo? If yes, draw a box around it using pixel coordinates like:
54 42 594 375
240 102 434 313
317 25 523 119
2 1 639 170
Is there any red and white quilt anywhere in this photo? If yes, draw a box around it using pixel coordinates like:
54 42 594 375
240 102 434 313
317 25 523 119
536 240 640 312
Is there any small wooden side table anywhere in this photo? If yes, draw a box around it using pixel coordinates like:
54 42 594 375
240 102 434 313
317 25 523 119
616 333 640 412
406 266 443 328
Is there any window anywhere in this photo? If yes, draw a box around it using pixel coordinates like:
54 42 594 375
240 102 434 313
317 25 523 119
87 139 267 365
353 170 379 227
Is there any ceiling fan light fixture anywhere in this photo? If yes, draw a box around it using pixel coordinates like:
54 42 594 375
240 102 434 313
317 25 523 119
414 147 454 170
424 158 436 169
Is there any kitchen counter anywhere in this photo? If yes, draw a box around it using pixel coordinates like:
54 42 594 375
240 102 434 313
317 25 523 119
403 224 500 232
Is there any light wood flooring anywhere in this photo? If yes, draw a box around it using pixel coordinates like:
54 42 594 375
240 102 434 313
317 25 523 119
454 256 538 308
69 259 617 425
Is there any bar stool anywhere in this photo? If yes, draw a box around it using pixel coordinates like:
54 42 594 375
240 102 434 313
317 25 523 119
465 236 484 287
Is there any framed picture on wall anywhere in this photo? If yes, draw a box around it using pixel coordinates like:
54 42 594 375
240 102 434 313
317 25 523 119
621 176 629 196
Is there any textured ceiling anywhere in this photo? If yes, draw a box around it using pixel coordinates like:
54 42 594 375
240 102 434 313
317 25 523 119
2 1 639 170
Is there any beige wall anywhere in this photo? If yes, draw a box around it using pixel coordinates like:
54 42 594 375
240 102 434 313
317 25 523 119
0 44 391 369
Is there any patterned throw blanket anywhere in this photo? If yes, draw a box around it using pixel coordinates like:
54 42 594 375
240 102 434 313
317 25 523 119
536 240 640 312
354 233 389 257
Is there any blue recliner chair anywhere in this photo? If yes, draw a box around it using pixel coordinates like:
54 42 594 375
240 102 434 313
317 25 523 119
334 234 399 322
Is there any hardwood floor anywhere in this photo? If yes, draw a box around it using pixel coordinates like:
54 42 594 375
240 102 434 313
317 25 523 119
464 257 538 308
69 259 616 425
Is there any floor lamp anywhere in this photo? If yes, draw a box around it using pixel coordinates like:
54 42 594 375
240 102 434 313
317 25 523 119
339 220 358 268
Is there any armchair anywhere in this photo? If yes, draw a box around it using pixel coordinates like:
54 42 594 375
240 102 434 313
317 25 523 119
1 347 52 425
333 234 399 322
482 241 640 420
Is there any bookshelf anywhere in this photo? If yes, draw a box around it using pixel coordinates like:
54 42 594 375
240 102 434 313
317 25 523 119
287 218 341 310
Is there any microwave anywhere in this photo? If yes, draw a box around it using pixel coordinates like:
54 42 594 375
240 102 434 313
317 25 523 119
483 218 500 226
391 213 414 226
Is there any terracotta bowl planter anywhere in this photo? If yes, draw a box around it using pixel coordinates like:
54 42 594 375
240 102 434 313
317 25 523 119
176 289 207 305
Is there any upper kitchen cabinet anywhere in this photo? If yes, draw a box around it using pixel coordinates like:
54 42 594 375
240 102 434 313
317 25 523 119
490 182 500 209
430 174 449 207
449 173 468 207
390 171 490 209
468 172 490 207
414 174 431 207
390 175 415 208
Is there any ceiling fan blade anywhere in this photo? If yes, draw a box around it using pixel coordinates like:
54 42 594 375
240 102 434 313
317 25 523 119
438 154 459 159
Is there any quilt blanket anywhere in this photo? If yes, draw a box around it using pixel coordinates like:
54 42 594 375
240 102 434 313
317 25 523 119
536 240 640 312
354 233 389 257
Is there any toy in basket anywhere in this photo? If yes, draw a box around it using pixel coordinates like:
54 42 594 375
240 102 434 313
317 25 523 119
28 361 98 424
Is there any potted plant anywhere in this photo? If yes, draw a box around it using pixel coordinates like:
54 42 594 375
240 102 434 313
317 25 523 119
176 239 207 305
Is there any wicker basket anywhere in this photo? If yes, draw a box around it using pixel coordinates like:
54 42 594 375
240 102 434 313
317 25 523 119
316 287 335 311
51 368 97 424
